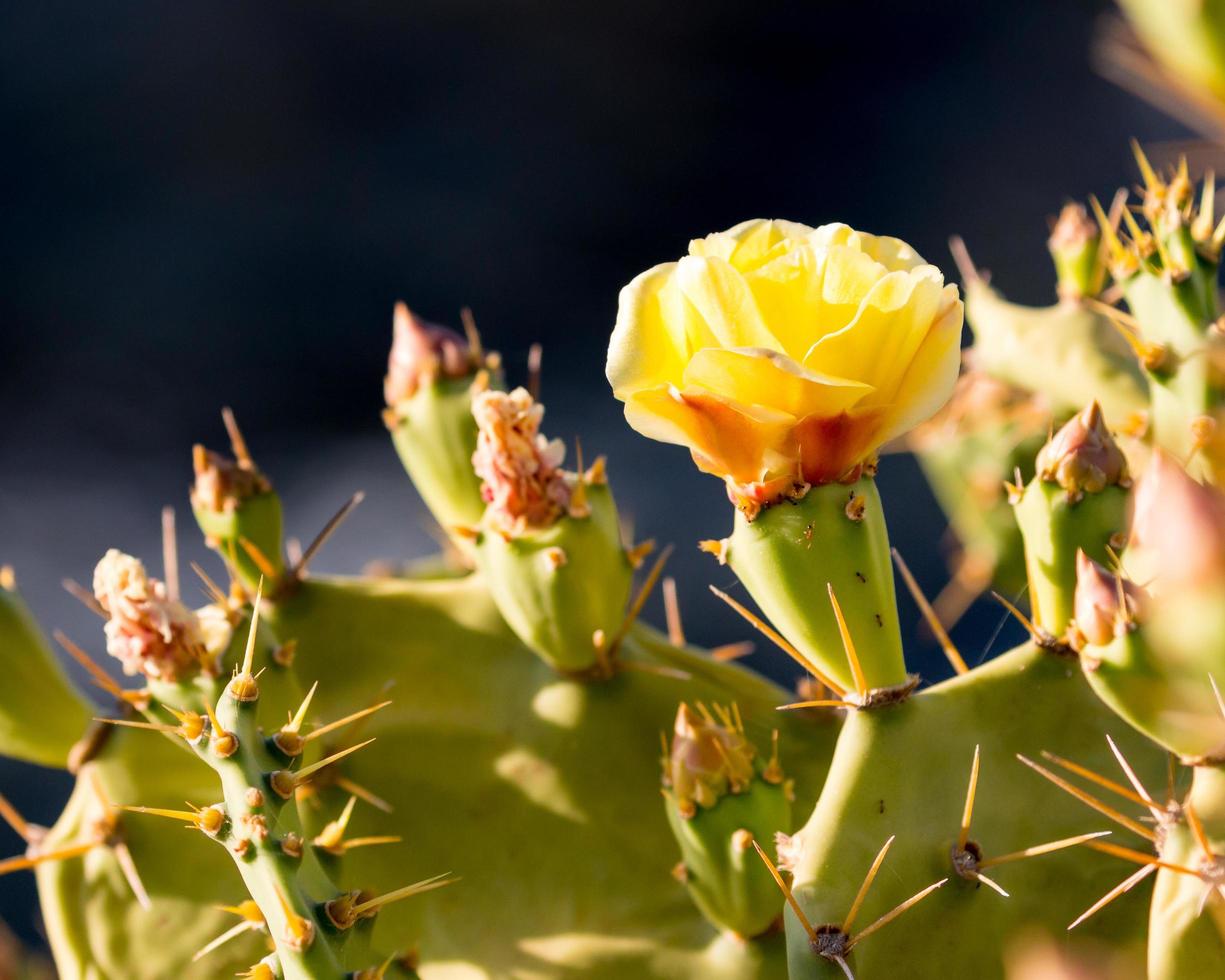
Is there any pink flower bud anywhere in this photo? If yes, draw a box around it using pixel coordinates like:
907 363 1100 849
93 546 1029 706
384 302 473 406
1035 402 1128 496
1129 449 1225 588
1073 550 1143 647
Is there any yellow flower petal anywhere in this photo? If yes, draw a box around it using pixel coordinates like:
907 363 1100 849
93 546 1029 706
622 386 791 484
675 255 780 349
690 218 816 271
683 347 870 420
873 284 964 445
802 265 944 398
608 263 699 395
741 244 830 361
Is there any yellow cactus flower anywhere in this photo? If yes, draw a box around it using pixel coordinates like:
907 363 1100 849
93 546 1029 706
608 219 964 515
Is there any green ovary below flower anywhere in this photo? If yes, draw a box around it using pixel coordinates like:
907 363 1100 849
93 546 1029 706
607 219 963 516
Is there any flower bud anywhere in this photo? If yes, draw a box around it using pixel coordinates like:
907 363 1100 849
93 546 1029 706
1128 448 1225 590
668 703 755 816
662 703 791 939
1035 402 1129 499
1072 551 1142 648
1014 404 1130 638
191 443 284 589
470 389 632 675
383 303 502 543
1047 203 1101 301
93 550 209 682
384 302 474 406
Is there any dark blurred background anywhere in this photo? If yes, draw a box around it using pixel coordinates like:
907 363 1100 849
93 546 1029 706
0 0 1190 953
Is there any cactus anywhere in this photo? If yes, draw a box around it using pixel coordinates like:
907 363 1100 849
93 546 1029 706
6 28 1225 980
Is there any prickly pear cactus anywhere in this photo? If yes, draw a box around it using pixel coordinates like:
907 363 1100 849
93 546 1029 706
5 66 1225 980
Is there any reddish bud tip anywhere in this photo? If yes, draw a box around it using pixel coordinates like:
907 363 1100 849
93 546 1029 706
1035 402 1128 497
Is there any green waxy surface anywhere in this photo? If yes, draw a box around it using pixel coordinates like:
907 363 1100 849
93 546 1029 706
1082 626 1225 761
785 643 1163 979
726 479 905 693
665 778 792 940
193 489 285 590
1147 765 1225 980
474 483 633 674
388 376 491 543
1014 480 1127 637
965 281 1148 424
264 573 837 978
0 585 93 769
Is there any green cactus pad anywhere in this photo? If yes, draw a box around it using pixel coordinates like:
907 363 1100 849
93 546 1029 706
725 479 906 694
784 642 1164 979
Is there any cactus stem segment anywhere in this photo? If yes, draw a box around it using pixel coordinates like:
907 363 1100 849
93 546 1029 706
709 586 849 698
289 492 366 583
1016 754 1157 841
891 549 968 675
1069 863 1157 931
662 577 685 646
